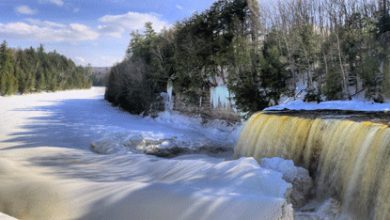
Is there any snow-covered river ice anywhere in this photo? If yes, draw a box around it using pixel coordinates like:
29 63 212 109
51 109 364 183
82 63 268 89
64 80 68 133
0 87 317 220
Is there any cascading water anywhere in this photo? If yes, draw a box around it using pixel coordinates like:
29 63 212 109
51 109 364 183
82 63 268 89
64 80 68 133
235 112 390 219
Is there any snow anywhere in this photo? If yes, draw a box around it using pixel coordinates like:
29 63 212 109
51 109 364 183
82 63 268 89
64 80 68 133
266 99 390 112
0 212 17 220
261 158 308 183
0 87 295 220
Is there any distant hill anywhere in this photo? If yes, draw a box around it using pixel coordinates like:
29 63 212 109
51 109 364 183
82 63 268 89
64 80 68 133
91 67 110 86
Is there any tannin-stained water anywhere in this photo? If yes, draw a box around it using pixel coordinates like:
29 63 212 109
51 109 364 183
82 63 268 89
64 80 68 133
235 112 390 219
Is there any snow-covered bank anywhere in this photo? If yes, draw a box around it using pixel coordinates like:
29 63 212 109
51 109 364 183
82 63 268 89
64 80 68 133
266 99 390 112
0 88 298 219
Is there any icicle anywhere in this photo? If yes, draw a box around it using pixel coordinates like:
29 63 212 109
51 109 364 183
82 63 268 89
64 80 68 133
166 80 173 111
210 85 231 109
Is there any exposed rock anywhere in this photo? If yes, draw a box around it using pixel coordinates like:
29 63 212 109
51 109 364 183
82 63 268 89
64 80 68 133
295 198 343 220
91 133 231 158
260 158 313 208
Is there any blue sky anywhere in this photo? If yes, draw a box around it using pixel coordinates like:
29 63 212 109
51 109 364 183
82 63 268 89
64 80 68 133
0 0 216 66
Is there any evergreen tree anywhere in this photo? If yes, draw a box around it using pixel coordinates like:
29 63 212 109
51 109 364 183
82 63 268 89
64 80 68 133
105 0 390 117
0 41 17 95
0 42 91 96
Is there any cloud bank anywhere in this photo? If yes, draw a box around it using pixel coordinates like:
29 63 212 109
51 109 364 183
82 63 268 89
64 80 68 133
98 12 169 38
0 11 169 43
39 0 65 7
0 19 98 43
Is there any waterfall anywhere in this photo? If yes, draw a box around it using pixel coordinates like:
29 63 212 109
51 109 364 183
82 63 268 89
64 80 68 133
235 112 390 219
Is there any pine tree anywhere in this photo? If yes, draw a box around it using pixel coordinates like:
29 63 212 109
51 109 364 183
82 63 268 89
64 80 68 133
0 41 17 95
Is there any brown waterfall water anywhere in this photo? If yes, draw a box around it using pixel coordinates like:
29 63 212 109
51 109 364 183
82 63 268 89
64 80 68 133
235 112 390 219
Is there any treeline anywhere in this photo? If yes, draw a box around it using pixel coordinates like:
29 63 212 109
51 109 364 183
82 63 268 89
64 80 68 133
0 41 91 96
263 0 390 103
106 0 390 115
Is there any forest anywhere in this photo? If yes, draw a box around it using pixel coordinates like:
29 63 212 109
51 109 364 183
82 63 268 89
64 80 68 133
0 41 91 96
106 0 390 115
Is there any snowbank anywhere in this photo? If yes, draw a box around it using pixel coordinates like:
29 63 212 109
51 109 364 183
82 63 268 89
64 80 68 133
266 100 390 112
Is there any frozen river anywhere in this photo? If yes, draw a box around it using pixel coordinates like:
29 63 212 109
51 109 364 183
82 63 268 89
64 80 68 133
0 88 293 220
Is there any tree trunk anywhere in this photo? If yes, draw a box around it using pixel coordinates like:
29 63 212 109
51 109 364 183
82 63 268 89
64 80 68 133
335 32 350 99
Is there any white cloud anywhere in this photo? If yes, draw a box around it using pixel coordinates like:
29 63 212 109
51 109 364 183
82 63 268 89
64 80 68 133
98 11 170 38
15 5 37 15
0 19 99 43
176 4 184 10
39 0 64 7
74 56 88 65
